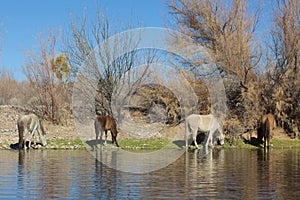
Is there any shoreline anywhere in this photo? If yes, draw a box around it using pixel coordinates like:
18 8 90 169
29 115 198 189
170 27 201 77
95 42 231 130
1 105 299 150
1 137 300 150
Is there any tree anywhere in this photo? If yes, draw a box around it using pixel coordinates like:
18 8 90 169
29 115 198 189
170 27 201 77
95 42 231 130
23 31 71 123
64 10 155 117
268 0 300 137
169 0 262 137
0 70 17 105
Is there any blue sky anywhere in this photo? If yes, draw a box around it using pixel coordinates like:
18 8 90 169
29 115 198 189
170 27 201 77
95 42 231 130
0 0 273 81
0 0 167 80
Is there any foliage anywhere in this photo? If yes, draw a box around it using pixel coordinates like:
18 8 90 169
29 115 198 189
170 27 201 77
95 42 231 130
268 0 300 138
169 0 299 139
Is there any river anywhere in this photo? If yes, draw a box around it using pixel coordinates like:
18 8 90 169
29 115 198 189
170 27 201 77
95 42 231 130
0 148 299 199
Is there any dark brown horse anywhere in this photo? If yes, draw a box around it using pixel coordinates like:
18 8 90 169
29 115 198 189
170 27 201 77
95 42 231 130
258 114 276 148
94 115 119 147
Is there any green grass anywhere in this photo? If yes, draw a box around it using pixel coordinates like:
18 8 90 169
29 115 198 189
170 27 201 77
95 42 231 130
119 138 171 149
45 138 84 149
2 137 300 150
272 139 300 148
223 138 300 149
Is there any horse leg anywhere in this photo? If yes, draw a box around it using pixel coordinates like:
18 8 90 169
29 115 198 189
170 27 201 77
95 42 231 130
95 120 99 145
263 134 266 148
24 129 32 150
204 131 212 148
28 131 33 149
99 129 104 145
266 131 271 148
32 130 37 147
18 125 24 150
185 122 189 149
104 130 108 145
36 129 43 146
209 129 215 147
114 138 119 147
37 123 47 146
23 129 29 149
193 129 200 149
112 133 119 147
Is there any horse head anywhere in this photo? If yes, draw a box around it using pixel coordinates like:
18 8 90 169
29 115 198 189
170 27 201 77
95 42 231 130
214 127 225 146
217 132 225 146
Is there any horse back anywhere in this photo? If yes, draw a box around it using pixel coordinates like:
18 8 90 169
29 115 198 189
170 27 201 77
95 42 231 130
96 115 118 134
18 115 31 128
104 116 118 134
261 113 276 139
262 114 276 130
267 114 276 130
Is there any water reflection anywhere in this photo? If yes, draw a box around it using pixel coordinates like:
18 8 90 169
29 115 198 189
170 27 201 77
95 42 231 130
0 148 299 199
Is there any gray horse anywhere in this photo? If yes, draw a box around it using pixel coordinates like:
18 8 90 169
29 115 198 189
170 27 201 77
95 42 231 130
17 113 47 149
185 114 225 149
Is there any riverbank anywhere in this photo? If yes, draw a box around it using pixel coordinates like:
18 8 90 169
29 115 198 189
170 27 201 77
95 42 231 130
1 105 300 150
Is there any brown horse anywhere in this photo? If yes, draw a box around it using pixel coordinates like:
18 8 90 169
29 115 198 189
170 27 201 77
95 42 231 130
17 113 47 149
258 114 276 148
94 115 119 147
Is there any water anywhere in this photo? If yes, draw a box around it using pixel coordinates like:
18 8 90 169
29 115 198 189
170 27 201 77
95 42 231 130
0 148 299 199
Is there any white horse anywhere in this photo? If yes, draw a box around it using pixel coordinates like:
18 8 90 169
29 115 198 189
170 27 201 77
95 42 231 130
17 113 47 149
185 114 225 149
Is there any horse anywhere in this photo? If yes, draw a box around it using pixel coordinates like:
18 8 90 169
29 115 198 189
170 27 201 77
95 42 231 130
94 115 119 147
185 114 225 149
17 113 47 149
258 113 276 148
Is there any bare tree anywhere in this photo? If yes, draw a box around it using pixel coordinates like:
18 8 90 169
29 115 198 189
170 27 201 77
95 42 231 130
64 10 155 117
23 31 71 123
0 70 17 105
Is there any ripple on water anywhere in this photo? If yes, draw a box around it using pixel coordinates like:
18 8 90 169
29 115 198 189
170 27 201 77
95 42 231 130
0 149 299 199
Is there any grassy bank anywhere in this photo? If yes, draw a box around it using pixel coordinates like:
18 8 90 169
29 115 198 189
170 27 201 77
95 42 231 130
118 138 171 149
1 137 300 150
